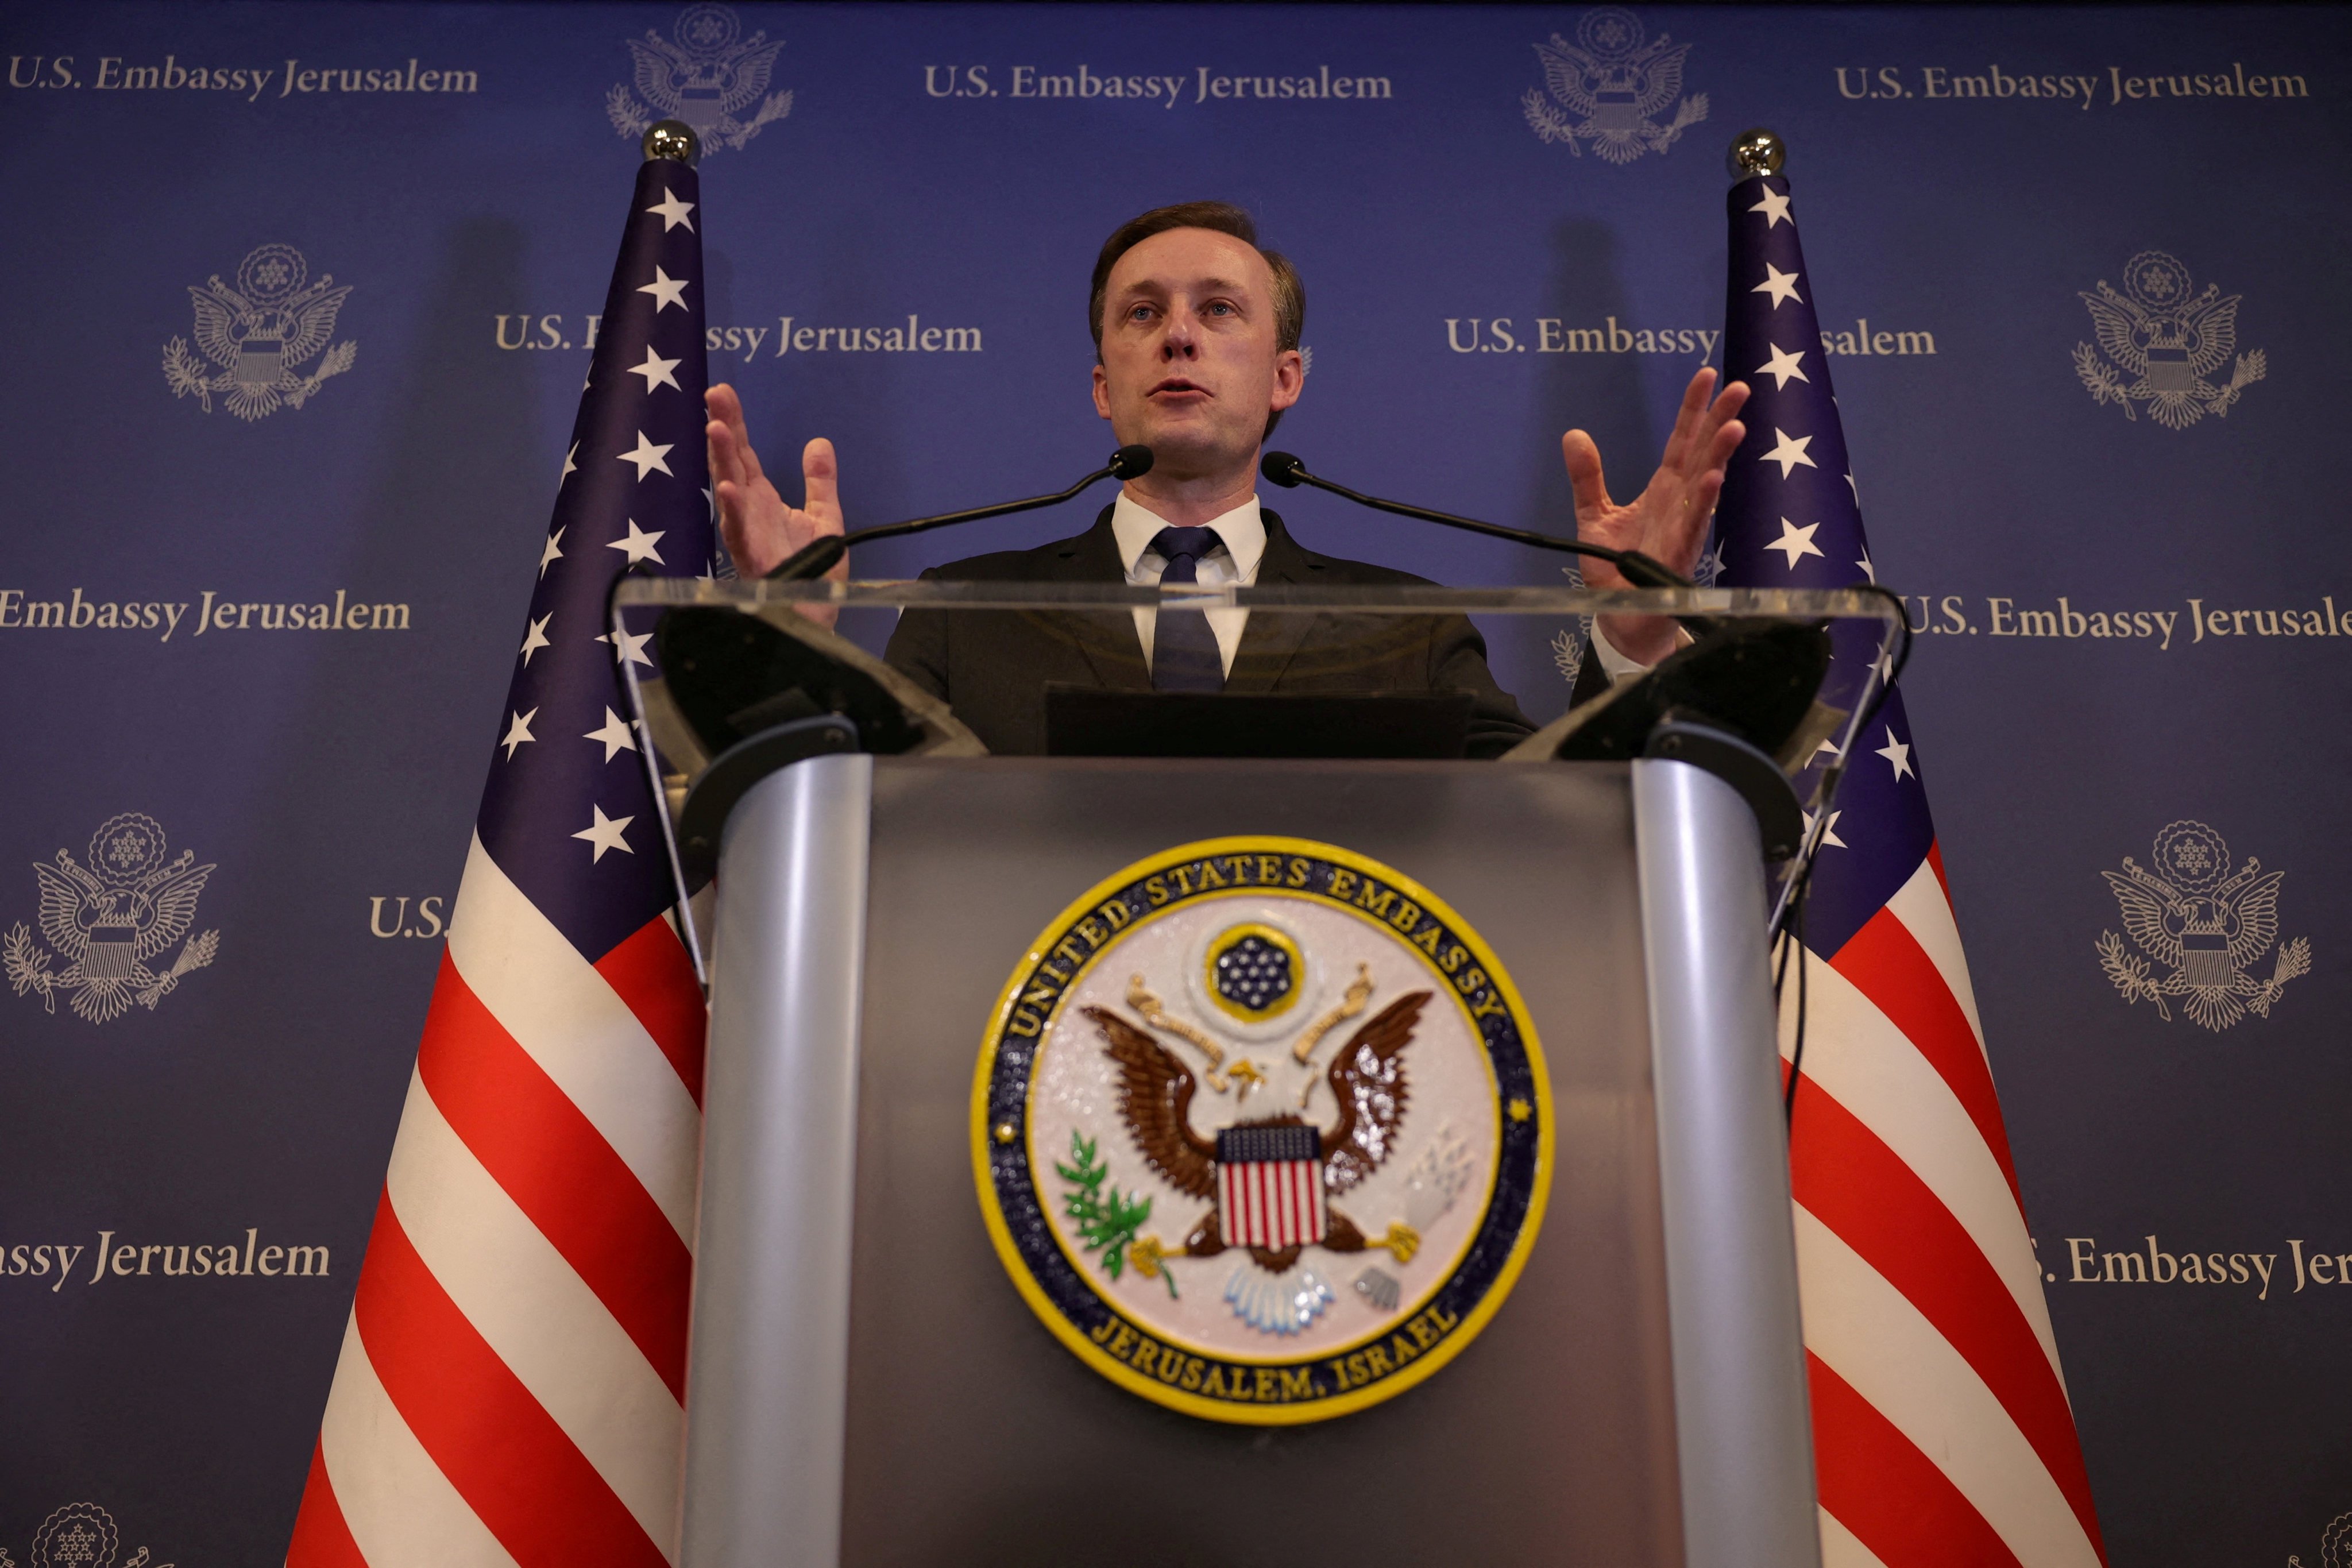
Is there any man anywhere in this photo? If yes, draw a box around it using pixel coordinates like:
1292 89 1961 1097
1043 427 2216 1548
705 202 1747 755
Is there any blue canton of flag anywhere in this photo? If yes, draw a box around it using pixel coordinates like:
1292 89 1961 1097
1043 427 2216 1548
477 160 716 956
1713 171 1928 956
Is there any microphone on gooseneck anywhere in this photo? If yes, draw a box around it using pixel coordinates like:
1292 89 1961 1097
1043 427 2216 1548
1258 451 1693 587
763 445 1156 581
1258 450 1716 636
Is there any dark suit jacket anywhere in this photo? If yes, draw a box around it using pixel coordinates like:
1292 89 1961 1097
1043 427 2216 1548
882 506 1538 757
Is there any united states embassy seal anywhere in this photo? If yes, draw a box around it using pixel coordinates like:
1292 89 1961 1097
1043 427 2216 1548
972 837 1551 1424
5 813 218 1025
608 4 793 155
163 244 356 422
2073 249 2265 430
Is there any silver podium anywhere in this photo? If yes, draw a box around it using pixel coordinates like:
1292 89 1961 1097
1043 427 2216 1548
609 579 1887 1568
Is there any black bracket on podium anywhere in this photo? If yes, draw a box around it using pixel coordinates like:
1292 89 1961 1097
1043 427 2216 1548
630 605 986 883
674 714 861 879
1641 718 1805 862
1503 619 1837 860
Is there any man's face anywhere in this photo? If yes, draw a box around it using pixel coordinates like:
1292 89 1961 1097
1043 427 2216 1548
1092 227 1303 479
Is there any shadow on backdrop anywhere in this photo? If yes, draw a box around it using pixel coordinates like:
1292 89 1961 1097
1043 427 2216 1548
1482 218 1663 720
195 215 542 1562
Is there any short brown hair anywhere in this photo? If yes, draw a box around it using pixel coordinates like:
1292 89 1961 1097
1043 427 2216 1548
1088 201 1306 361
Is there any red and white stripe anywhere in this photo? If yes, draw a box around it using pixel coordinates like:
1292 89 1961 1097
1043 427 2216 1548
286 835 706 1568
1786 847 2107 1568
1218 1158 1326 1250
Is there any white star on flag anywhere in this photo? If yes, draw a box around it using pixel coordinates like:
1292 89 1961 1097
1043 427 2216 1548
637 266 689 312
1845 471 1859 502
597 625 655 669
617 431 675 481
571 804 636 862
585 707 639 762
644 188 696 232
499 707 538 760
1856 548 1875 582
629 347 682 393
538 526 565 579
560 442 578 482
1759 427 1817 478
1752 262 1804 308
519 613 553 665
1755 342 1809 390
1767 517 1825 569
1875 727 1915 782
607 519 667 565
1802 808 1848 849
1814 736 1842 760
1749 186 1793 228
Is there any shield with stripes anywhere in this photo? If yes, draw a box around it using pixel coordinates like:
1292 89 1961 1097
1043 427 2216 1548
1214 1122 1327 1249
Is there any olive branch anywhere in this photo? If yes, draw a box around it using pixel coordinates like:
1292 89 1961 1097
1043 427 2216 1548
606 84 651 139
2073 343 2135 418
1521 88 1582 151
3 922 58 1011
163 338 215 411
1056 1131 1175 1298
2095 930 2172 1019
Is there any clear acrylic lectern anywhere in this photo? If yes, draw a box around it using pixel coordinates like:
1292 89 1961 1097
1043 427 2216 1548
608 581 1902 1568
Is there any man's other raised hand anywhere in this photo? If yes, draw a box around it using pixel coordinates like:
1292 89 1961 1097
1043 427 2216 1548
1565 366 1749 668
706 382 846 582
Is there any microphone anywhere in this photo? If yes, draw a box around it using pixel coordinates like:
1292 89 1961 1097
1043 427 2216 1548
763 445 1154 581
1258 450 1694 590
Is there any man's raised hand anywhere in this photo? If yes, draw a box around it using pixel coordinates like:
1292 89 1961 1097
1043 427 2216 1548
1563 366 1749 667
705 381 845 581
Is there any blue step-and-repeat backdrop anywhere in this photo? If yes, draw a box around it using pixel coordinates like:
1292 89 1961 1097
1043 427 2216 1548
2 3 2347 1562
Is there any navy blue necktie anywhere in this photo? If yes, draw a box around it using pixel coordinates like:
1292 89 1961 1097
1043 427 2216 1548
1148 526 1226 693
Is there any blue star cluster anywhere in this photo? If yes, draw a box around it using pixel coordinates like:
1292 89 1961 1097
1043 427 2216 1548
1214 933 1295 1014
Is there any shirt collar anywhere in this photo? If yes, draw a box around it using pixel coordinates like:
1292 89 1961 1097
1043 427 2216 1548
1111 489 1267 578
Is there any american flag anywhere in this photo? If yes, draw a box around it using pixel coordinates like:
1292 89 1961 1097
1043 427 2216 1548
285 152 714 1566
1216 1123 1328 1250
1713 169 2107 1567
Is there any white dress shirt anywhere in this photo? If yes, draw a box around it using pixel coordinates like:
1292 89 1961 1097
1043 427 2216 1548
1111 490 1265 676
1109 488 1667 686
1589 619 1679 684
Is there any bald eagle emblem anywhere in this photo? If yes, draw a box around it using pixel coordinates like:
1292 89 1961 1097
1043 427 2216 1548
5 814 219 1025
1090 992 1430 1294
162 244 356 422
1523 8 1709 164
2097 820 2307 1032
2074 250 2266 430
607 4 793 155
977 839 1551 1423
